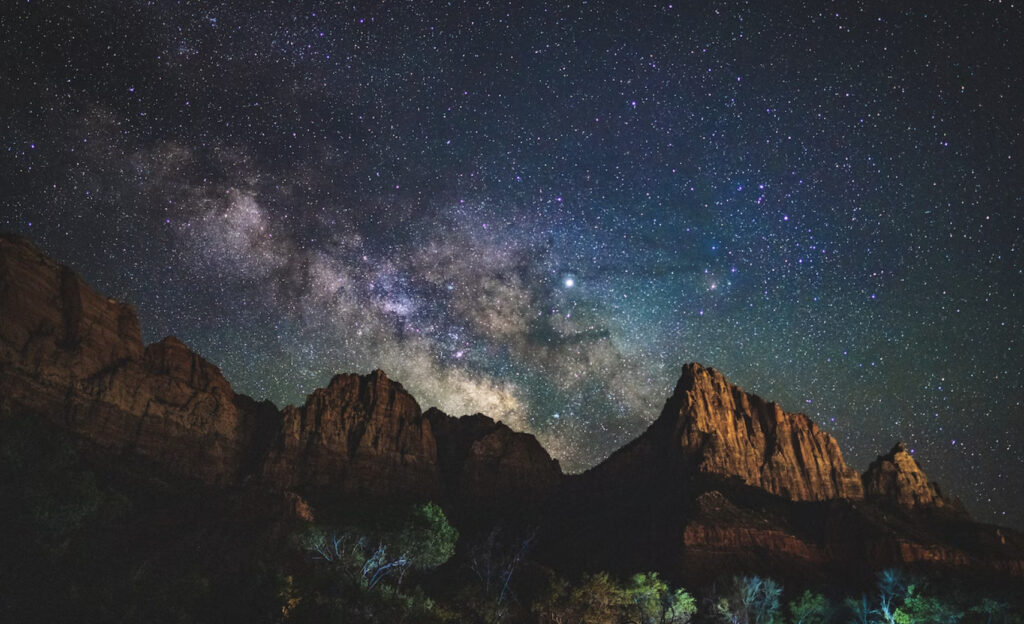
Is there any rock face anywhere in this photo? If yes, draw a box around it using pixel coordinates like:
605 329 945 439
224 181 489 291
587 363 863 502
425 408 561 513
862 442 961 511
671 364 864 500
0 234 262 484
261 371 440 499
549 363 1022 584
2 233 1022 583
0 234 560 507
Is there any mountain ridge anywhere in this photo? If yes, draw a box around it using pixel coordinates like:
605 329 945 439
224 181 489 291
2 232 1021 582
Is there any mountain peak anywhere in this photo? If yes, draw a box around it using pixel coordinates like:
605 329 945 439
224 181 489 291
863 441 964 513
674 362 720 392
664 363 864 500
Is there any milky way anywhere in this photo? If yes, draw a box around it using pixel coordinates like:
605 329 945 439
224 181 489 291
2 1 1022 528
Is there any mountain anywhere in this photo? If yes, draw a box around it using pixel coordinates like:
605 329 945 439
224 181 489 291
545 364 1019 583
580 362 863 501
1 233 1021 584
0 233 559 513
863 441 965 511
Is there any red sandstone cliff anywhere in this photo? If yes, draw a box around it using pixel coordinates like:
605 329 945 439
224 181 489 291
862 442 964 512
2 233 1021 583
425 408 561 514
0 234 559 506
260 370 440 498
0 235 260 483
585 363 863 502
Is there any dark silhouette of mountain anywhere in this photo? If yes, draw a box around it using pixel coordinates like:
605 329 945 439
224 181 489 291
1 232 1021 585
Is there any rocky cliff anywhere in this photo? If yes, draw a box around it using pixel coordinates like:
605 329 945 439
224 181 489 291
2 233 1022 584
261 370 440 499
549 363 1022 584
425 408 561 515
0 234 558 507
862 442 964 512
0 234 262 484
584 363 863 502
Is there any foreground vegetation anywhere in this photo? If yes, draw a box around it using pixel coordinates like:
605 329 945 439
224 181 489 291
1 414 1020 623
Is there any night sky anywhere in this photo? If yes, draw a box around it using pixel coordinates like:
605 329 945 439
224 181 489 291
2 1 1022 528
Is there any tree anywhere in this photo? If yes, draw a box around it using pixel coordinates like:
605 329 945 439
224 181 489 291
292 503 457 622
570 572 627 624
622 572 696 624
894 586 963 624
298 502 457 590
714 576 783 624
467 525 535 607
739 576 783 624
844 594 874 624
393 502 459 576
789 590 832 624
877 569 910 624
970 598 1020 624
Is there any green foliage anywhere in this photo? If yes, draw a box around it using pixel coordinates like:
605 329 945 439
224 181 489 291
533 570 695 624
297 501 458 591
399 501 459 570
971 598 1022 624
877 569 911 624
6 412 1024 624
894 586 964 624
289 502 458 622
570 571 627 624
623 572 696 624
788 590 832 624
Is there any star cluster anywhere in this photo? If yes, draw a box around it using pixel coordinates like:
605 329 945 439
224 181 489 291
2 1 1022 527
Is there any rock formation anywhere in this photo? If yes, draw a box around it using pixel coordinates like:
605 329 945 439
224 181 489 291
0 234 559 507
551 363 1020 583
425 408 561 514
261 370 440 499
2 233 1021 584
862 442 962 511
0 234 261 484
585 362 863 502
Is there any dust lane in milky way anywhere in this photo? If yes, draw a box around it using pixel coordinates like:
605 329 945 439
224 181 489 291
1 1 1022 528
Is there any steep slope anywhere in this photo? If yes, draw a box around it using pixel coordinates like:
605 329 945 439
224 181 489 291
863 442 965 512
425 408 561 517
0 234 271 484
548 363 1022 584
0 234 558 508
3 233 1022 584
585 362 863 501
260 370 440 499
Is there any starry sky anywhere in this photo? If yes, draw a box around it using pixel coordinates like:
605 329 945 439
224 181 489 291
2 1 1022 528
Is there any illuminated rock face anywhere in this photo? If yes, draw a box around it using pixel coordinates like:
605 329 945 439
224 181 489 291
0 234 258 484
665 363 865 501
0 234 557 503
260 370 441 499
862 442 961 510
3 233 1022 581
585 362 864 503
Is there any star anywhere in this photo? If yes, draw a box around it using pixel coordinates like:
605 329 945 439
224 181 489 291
2 0 1021 530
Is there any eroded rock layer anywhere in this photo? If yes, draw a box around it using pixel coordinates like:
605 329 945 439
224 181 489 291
586 363 863 502
862 442 963 511
261 371 440 498
2 233 1022 583
426 408 561 512
0 234 559 504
